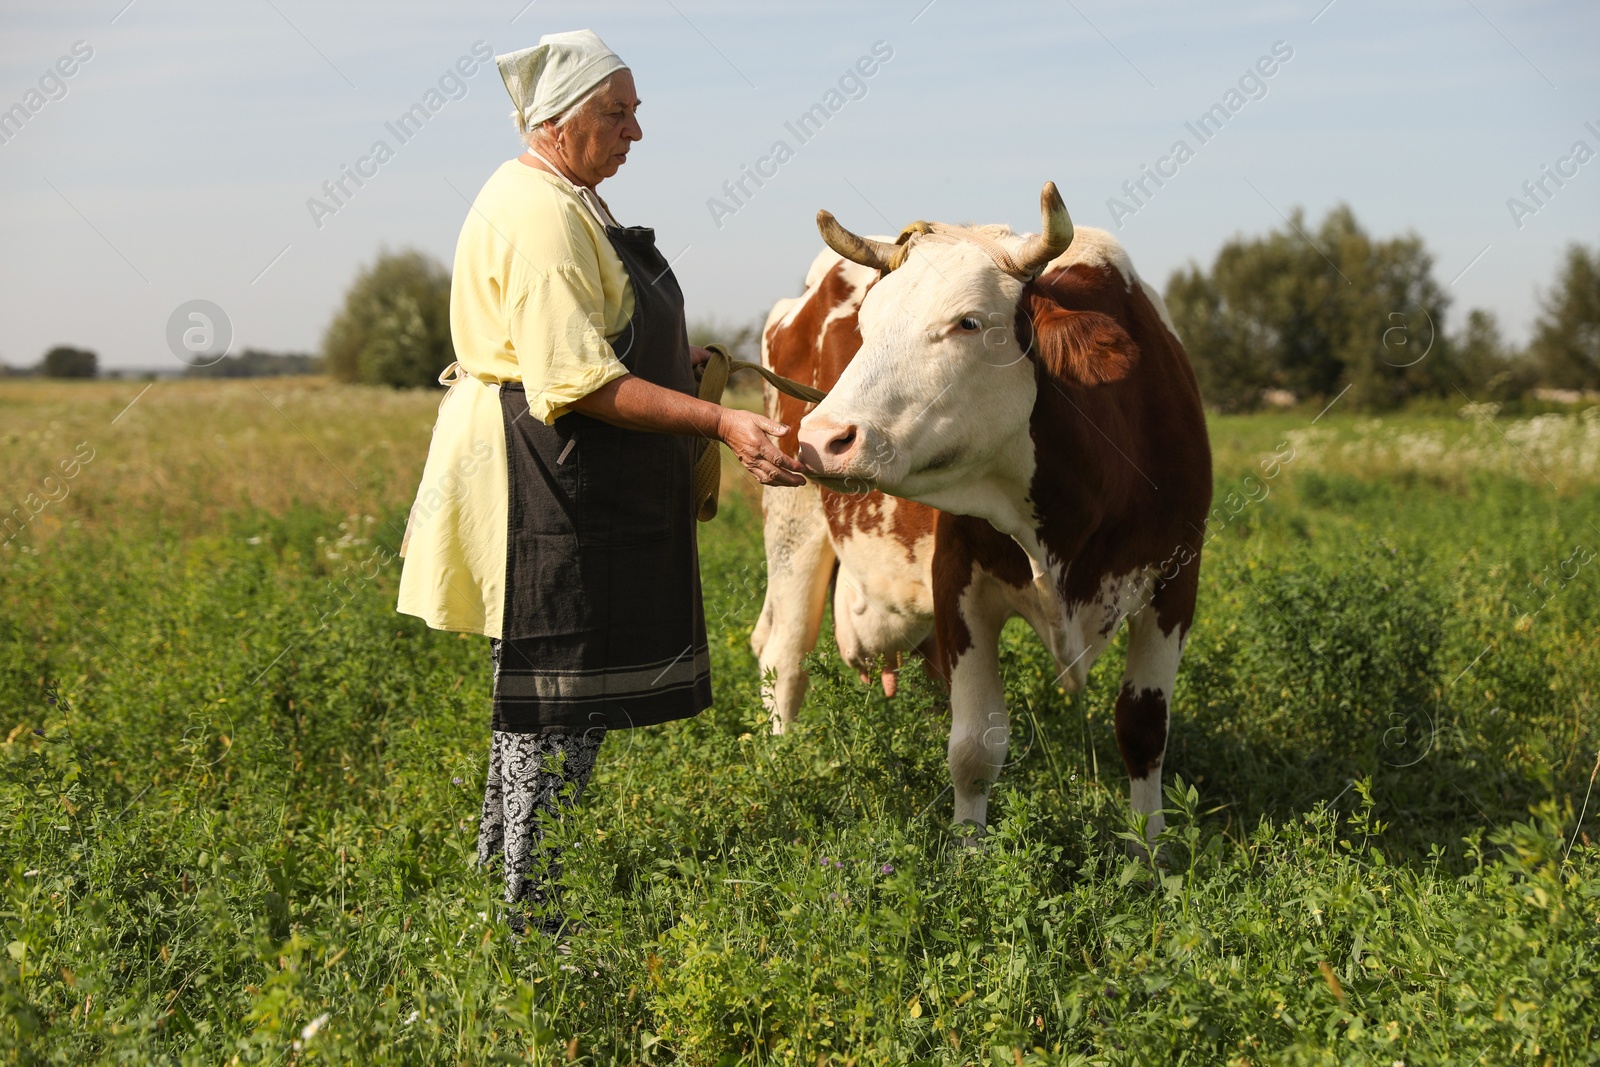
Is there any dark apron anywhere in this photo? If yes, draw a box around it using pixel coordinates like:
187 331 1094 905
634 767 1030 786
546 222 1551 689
493 223 712 734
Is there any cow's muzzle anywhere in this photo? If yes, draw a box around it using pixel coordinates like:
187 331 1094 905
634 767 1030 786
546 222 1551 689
797 416 863 480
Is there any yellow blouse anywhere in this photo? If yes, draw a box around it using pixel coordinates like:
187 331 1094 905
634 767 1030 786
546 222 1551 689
451 159 635 422
396 159 636 638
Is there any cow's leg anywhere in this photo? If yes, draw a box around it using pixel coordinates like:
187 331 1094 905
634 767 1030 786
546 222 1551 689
945 579 1011 830
752 481 836 733
1114 607 1186 848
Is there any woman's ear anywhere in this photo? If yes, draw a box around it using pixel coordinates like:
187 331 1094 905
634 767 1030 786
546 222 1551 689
1017 294 1138 386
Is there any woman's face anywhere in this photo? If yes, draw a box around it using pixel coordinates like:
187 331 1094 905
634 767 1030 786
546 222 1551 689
552 70 642 187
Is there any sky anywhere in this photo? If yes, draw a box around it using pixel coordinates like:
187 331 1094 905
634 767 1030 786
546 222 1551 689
1 0 1597 371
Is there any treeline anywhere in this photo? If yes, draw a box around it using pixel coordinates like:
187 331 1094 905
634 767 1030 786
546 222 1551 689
1 346 99 379
12 213 1595 406
184 350 320 378
0 347 317 379
1166 204 1599 411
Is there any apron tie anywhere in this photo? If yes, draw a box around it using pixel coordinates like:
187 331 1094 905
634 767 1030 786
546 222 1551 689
436 360 468 408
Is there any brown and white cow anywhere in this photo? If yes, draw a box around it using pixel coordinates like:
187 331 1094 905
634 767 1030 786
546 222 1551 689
792 184 1213 843
750 246 940 729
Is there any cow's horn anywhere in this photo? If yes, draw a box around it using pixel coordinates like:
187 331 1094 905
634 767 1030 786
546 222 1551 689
816 210 903 273
1013 182 1075 277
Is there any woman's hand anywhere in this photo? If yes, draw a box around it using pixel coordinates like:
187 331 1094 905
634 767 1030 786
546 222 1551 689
568 373 808 488
716 408 808 487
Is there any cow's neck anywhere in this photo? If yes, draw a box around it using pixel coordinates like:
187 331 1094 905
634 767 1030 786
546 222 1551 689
957 466 1067 630
923 428 1054 575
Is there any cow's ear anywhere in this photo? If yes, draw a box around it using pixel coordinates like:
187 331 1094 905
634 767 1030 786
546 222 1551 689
1022 301 1138 386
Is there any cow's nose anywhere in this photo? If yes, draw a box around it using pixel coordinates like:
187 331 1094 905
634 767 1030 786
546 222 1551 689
797 418 861 471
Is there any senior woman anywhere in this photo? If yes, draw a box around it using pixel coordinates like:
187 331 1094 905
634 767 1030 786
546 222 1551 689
397 29 804 934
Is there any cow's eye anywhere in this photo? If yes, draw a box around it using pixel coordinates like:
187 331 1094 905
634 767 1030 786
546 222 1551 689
958 316 982 332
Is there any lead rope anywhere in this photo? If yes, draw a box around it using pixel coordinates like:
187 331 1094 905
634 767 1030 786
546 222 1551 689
693 343 827 522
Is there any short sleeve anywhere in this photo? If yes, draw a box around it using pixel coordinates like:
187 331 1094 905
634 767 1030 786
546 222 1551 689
506 217 630 425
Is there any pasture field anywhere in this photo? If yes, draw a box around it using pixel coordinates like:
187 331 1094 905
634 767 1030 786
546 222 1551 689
2 378 1599 1065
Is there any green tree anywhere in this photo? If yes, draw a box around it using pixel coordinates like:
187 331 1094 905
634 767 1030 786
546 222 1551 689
1163 264 1275 413
322 250 453 388
1165 205 1452 411
1448 309 1538 401
1527 242 1600 390
39 346 97 379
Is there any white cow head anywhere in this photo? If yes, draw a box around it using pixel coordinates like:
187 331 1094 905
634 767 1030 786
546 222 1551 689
796 184 1078 522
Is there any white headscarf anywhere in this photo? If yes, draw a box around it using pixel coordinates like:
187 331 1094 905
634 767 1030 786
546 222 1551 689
496 30 628 135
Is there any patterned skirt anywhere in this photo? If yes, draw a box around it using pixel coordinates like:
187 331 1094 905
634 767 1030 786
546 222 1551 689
477 652 606 911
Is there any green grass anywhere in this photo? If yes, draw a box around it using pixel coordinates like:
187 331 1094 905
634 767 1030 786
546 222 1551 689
2 380 1598 1064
